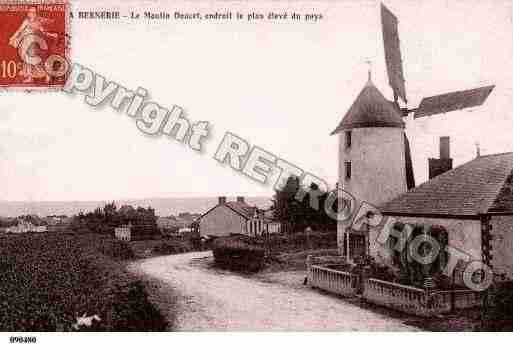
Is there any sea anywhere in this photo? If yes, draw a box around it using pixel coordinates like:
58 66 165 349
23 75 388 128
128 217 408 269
0 196 273 218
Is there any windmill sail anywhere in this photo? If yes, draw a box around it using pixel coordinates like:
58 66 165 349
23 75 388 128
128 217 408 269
414 85 495 118
381 3 407 104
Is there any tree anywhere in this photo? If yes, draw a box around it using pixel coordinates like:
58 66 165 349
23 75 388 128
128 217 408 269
271 175 337 232
71 202 158 239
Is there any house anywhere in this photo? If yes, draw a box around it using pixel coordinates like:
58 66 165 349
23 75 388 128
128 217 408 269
157 213 201 235
198 196 267 237
177 212 201 223
114 224 131 241
370 151 513 281
45 215 71 232
5 219 47 233
178 227 193 233
157 216 180 235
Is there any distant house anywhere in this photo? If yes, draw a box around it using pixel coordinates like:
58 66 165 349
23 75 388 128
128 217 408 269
157 216 179 235
198 196 267 237
157 213 201 235
178 212 201 223
5 219 47 233
178 227 193 233
45 215 71 232
114 224 131 241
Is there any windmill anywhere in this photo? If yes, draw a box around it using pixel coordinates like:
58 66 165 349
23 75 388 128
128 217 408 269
331 2 495 263
330 2 497 209
380 2 494 119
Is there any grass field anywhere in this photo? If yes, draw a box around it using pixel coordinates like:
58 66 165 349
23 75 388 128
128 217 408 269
0 232 171 331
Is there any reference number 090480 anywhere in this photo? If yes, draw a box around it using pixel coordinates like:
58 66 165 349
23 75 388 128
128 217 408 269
9 336 37 344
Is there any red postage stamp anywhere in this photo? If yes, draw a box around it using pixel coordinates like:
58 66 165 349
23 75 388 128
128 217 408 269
0 1 69 89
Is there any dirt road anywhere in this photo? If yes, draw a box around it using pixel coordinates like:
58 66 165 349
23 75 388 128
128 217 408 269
131 251 418 331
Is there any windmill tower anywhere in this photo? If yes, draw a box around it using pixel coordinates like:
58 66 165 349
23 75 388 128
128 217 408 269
332 3 495 259
331 73 415 258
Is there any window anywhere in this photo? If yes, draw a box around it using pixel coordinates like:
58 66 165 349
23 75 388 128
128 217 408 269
345 161 352 179
345 131 352 148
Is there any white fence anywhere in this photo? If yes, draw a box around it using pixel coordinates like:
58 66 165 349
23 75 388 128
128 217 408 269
363 278 486 317
308 265 357 297
306 256 487 317
362 278 436 316
432 289 486 310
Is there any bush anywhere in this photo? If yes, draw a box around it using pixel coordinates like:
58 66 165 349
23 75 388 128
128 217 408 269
212 235 265 273
492 281 513 318
265 231 337 253
101 240 136 260
189 234 211 251
153 240 194 255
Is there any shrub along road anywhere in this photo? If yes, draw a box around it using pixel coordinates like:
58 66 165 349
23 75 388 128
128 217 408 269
130 251 418 331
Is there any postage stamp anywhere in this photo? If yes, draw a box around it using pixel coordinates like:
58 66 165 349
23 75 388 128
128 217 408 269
0 1 69 89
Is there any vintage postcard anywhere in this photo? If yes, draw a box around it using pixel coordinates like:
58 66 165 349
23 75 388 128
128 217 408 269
0 0 512 356
0 1 68 89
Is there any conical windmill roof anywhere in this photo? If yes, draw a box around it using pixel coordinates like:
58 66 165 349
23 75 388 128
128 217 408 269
331 80 405 134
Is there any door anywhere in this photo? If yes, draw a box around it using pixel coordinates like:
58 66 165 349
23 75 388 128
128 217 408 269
345 232 366 260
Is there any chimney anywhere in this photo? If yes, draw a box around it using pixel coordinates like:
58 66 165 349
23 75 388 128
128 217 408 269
428 136 453 179
218 196 226 205
236 196 245 203
440 136 450 159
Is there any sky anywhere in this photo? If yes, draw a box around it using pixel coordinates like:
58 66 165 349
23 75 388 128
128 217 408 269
1 0 513 201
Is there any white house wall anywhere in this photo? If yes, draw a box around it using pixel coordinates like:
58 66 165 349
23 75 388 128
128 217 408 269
369 216 482 269
199 205 247 237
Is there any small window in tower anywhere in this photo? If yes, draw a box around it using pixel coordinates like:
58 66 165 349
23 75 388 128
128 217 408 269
345 131 352 148
345 161 352 180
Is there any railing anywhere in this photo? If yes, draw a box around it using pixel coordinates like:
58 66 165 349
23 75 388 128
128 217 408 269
308 265 357 297
362 278 440 316
306 255 489 317
431 289 485 310
362 278 488 316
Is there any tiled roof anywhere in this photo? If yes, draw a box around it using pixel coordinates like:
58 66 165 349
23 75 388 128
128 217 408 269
331 80 405 134
225 201 258 219
198 200 260 221
380 152 513 217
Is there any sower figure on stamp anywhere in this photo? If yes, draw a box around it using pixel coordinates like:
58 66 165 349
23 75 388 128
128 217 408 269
8 7 58 83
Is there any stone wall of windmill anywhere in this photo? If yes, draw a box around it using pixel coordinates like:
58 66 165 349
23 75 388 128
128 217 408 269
337 127 409 255
331 79 410 259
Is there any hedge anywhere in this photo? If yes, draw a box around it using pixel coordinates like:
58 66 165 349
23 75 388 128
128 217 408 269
263 231 337 253
153 240 194 255
212 235 265 273
492 281 513 317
